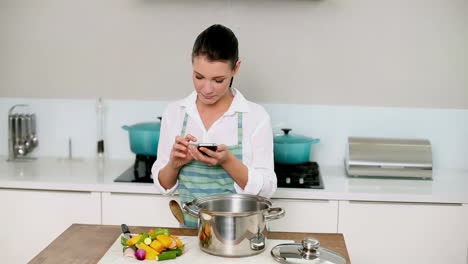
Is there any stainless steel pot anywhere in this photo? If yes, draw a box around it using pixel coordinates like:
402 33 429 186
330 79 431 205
182 193 285 257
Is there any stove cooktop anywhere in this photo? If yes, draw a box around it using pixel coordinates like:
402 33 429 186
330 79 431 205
275 162 324 189
115 155 323 189
114 155 155 183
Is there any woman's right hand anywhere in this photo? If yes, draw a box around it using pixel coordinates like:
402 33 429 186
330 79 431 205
168 134 197 170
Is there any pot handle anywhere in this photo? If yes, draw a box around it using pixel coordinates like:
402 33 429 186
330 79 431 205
182 201 200 218
264 207 285 221
122 125 130 131
281 128 292 135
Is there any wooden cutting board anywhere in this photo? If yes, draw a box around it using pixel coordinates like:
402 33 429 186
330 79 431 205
98 235 294 264
29 224 351 264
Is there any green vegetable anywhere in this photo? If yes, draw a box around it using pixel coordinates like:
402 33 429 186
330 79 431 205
121 229 182 261
165 248 182 256
120 236 128 246
122 245 129 252
137 233 149 245
157 251 177 261
122 245 137 251
149 229 170 240
155 228 170 236
144 237 152 245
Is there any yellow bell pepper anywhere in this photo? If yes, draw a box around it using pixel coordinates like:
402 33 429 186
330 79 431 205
156 234 174 248
126 234 142 246
137 242 160 260
146 250 158 260
150 239 165 253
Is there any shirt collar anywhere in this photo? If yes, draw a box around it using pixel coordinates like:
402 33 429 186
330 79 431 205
180 88 250 116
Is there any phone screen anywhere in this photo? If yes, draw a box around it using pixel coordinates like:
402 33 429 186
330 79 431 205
197 143 218 156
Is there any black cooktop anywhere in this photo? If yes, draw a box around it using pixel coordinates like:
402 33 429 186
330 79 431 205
275 162 324 189
114 155 155 183
115 155 323 189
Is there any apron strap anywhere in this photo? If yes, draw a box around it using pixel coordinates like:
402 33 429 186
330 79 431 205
180 112 189 137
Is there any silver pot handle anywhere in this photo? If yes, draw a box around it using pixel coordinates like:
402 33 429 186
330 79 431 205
264 207 285 221
182 201 200 218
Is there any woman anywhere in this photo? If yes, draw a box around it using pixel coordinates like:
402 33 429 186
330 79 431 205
152 24 277 228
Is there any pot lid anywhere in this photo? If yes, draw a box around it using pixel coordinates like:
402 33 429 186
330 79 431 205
130 122 160 131
274 129 320 144
124 117 162 132
271 237 347 264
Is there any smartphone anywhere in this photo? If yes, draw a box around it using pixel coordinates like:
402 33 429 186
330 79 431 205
190 143 218 156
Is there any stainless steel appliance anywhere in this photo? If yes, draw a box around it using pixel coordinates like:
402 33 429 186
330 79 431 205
7 104 39 161
345 137 432 179
182 193 285 257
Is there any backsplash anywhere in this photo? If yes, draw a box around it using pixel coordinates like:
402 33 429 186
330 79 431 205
1 97 467 169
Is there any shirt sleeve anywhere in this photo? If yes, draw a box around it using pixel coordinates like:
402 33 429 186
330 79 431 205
234 114 277 198
151 106 179 194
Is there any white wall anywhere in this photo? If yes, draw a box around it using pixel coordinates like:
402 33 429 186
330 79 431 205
0 0 467 109
1 97 467 170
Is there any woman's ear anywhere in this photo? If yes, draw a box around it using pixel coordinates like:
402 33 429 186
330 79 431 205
232 60 241 75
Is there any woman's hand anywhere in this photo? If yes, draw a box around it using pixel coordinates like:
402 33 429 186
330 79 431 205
168 134 197 170
188 144 233 166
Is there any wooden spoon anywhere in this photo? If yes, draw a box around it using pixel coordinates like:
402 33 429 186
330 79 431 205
169 200 185 225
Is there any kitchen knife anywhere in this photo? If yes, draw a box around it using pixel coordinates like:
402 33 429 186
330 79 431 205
121 224 131 240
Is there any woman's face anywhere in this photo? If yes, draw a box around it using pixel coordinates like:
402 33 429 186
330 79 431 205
192 55 240 106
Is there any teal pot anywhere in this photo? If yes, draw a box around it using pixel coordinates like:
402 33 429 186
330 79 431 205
273 128 320 164
122 118 161 156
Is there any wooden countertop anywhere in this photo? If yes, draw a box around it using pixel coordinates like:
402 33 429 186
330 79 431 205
29 224 351 264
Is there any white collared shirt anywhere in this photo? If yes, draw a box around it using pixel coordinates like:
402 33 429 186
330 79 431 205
152 88 277 198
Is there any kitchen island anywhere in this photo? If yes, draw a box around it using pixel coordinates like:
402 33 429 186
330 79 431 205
29 224 351 264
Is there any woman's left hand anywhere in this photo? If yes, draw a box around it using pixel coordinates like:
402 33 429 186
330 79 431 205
188 144 232 166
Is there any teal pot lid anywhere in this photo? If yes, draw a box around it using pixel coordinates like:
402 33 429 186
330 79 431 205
122 117 161 132
274 128 320 144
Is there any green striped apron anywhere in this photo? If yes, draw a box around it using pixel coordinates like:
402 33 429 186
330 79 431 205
178 112 243 228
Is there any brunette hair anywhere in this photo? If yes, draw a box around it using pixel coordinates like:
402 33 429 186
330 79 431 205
192 24 239 70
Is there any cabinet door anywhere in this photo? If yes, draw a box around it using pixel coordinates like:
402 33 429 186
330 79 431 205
268 199 338 233
101 192 179 227
0 189 101 264
338 201 468 264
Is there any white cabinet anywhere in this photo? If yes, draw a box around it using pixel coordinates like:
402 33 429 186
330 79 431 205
101 192 179 228
338 200 468 264
268 199 338 233
101 195 339 233
0 189 101 264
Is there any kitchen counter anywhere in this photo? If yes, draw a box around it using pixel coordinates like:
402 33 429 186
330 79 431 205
29 224 351 264
0 156 467 204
